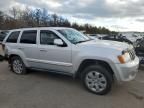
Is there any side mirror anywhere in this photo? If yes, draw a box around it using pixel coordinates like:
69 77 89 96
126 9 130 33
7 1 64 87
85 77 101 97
54 39 64 46
0 55 4 61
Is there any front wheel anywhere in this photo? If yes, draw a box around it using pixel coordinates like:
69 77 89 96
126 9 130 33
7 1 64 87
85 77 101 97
81 65 113 95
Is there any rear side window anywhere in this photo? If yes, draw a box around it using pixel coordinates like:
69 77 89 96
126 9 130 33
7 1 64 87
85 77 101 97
6 31 20 43
20 30 37 44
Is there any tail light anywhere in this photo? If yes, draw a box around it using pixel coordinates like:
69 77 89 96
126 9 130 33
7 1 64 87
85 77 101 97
2 44 5 51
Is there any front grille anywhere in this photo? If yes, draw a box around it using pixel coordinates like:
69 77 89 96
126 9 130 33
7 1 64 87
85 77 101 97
128 49 135 60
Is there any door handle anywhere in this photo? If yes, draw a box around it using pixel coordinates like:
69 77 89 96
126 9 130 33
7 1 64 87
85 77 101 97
40 49 47 52
18 48 24 50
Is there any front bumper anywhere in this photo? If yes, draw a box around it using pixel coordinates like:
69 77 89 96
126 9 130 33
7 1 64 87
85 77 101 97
114 56 139 82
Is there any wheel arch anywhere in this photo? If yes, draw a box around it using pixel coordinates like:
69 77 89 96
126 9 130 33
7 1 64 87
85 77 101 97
75 59 114 78
8 54 28 67
9 54 21 63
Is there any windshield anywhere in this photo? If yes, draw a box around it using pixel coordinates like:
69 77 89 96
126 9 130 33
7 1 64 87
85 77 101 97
57 29 91 44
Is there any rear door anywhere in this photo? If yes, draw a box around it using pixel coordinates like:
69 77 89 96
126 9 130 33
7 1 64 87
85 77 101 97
18 30 39 68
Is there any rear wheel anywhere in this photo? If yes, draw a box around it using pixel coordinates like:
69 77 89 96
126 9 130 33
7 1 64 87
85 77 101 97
81 65 113 95
10 56 27 74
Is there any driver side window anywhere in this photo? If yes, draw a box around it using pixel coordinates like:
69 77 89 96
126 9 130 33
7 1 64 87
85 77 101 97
40 30 60 45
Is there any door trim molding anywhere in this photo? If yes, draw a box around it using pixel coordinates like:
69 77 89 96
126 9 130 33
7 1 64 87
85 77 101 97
26 58 73 67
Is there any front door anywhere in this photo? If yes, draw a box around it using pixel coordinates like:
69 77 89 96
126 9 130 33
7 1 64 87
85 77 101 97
38 30 72 73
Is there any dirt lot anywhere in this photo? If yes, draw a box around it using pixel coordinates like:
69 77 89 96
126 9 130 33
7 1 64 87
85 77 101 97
0 48 144 108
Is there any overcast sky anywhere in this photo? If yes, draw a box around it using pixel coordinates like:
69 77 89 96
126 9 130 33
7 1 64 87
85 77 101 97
1 0 144 31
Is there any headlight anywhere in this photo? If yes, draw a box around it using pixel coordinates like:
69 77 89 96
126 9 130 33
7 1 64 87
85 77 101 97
118 52 131 64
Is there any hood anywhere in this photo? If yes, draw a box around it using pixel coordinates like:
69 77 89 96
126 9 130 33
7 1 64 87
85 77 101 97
77 40 132 51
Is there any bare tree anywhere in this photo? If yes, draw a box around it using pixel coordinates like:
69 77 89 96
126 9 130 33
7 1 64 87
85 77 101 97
34 9 42 26
0 11 4 29
41 8 49 26
51 14 59 26
9 7 18 19
0 7 113 34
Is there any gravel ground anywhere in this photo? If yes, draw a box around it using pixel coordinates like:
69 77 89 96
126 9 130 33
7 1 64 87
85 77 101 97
0 62 144 108
0 47 144 108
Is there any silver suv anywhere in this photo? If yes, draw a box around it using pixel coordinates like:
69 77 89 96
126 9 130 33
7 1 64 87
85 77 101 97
2 27 139 95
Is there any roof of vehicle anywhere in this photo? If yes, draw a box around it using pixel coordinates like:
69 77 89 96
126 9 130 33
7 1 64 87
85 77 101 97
9 27 72 31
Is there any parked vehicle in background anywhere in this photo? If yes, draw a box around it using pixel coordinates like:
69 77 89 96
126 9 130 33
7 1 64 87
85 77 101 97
126 36 138 43
88 34 108 40
2 27 139 95
102 35 133 45
87 34 99 40
119 32 143 43
88 36 98 40
0 31 9 44
135 38 144 64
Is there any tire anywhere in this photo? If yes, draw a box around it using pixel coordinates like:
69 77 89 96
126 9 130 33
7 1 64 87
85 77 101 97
81 65 113 95
10 56 27 75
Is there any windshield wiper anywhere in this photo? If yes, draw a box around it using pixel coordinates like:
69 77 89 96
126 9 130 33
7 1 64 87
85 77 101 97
75 39 92 44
